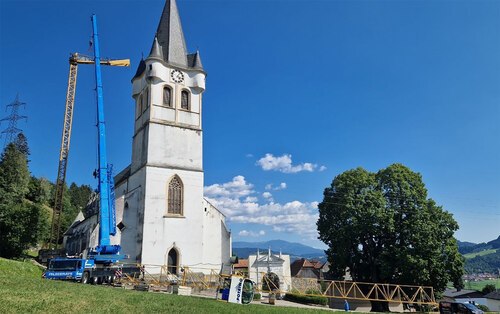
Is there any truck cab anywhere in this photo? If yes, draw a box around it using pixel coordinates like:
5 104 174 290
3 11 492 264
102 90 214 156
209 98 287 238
42 258 90 281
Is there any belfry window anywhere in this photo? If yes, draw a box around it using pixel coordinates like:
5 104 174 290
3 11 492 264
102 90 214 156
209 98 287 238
163 86 172 107
167 175 183 215
181 90 190 110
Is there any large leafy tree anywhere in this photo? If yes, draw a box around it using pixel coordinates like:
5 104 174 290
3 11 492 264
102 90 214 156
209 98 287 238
0 143 44 258
317 164 463 311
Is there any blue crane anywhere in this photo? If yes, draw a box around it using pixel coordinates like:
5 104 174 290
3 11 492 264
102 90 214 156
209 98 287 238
43 14 131 283
89 14 121 258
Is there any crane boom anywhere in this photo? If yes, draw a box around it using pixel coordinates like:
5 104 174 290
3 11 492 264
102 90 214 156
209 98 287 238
48 52 129 250
91 14 114 252
49 60 78 248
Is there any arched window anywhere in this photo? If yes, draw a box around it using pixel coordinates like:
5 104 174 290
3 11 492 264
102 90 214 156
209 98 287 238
167 248 178 274
181 90 190 110
163 86 172 107
167 175 183 215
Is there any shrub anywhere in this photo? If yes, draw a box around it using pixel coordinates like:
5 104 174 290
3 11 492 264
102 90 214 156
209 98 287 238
305 288 321 295
482 284 495 295
476 304 489 312
284 292 328 306
253 293 261 301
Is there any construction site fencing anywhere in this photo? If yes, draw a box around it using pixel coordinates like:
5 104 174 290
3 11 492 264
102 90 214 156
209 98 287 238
116 264 437 307
117 264 224 292
257 272 437 306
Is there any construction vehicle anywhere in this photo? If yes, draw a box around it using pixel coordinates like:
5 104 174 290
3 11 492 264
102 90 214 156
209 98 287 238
38 51 130 264
43 14 132 283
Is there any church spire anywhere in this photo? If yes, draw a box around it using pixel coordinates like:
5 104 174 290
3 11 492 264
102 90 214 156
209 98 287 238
155 0 188 66
148 36 163 60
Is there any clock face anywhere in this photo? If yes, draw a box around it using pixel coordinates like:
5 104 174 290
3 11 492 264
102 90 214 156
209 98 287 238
171 69 184 83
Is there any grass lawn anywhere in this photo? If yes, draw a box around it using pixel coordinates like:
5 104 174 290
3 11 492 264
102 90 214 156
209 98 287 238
463 249 498 259
0 258 334 314
464 278 500 291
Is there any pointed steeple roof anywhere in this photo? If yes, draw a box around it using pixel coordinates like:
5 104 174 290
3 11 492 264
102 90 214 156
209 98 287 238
148 36 164 60
187 50 203 70
134 0 205 81
155 0 188 67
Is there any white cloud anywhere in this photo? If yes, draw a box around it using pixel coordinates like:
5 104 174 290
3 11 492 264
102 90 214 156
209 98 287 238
246 153 254 158
319 165 327 172
204 175 254 199
244 196 258 202
238 229 266 237
256 153 319 173
265 182 288 191
205 176 319 238
262 192 273 200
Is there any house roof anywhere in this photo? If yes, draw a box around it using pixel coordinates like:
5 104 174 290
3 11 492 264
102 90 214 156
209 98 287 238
234 259 248 269
443 288 485 299
291 258 318 277
485 290 500 300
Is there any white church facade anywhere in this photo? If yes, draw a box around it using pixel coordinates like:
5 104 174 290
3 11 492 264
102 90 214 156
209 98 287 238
64 0 232 274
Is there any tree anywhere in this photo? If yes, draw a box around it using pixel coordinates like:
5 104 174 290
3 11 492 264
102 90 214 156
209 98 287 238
0 143 44 258
482 284 496 294
27 176 53 205
0 143 30 204
13 133 30 158
67 182 92 212
317 164 464 312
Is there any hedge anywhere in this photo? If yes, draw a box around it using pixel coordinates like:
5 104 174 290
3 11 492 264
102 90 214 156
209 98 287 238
284 292 328 306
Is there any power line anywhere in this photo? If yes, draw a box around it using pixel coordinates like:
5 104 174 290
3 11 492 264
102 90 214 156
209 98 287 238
0 93 27 147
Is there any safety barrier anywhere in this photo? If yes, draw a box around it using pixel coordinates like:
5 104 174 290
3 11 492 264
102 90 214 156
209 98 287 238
115 263 437 306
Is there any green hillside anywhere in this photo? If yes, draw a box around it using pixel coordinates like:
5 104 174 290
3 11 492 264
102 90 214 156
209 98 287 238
459 236 500 273
0 258 327 314
464 249 498 259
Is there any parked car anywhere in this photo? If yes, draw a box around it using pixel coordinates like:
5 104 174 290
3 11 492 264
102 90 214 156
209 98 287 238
439 301 484 314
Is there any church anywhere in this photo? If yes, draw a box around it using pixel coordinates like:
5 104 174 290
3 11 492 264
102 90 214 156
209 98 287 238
64 0 232 274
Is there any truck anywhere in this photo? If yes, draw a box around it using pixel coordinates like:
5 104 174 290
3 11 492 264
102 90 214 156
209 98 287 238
43 14 128 284
43 257 141 284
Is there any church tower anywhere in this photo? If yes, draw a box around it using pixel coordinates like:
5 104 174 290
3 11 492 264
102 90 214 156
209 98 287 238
113 0 229 272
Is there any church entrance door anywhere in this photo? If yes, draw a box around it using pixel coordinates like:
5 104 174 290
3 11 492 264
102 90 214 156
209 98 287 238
167 249 178 274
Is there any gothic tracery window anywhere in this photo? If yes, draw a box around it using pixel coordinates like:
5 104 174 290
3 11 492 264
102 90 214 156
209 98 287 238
163 86 172 107
181 90 190 110
167 175 183 215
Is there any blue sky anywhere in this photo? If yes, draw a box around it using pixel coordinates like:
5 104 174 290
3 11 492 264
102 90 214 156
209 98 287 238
1 0 499 248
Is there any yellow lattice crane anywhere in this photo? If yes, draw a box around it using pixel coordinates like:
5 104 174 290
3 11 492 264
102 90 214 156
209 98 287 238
47 53 129 252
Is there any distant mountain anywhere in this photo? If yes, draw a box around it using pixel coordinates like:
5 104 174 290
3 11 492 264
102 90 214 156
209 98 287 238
232 239 326 261
458 235 500 273
458 235 500 255
457 240 477 249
